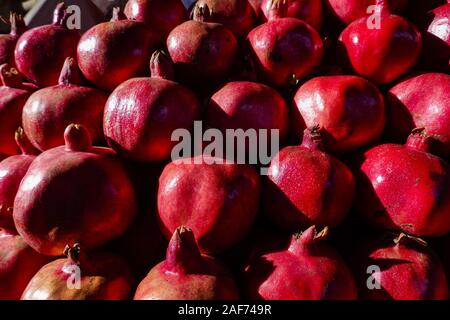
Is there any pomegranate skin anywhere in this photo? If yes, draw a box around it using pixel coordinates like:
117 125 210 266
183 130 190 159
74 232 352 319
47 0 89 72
22 244 133 300
293 76 385 152
0 14 27 67
244 226 358 300
339 14 422 84
124 0 188 40
355 131 450 237
22 58 107 152
135 227 240 300
247 17 323 87
157 157 260 254
263 128 355 231
0 231 51 300
13 125 137 256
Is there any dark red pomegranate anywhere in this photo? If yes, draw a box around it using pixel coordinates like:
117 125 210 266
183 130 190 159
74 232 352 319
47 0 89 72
135 227 240 300
158 156 260 254
244 226 358 300
0 64 36 156
263 127 355 231
247 4 323 87
260 0 323 30
195 0 256 38
104 50 201 162
77 8 160 92
355 129 450 237
124 0 188 40
339 12 422 84
385 73 450 159
13 124 137 256
0 230 51 300
352 233 449 300
166 3 238 86
0 128 39 233
0 13 27 67
22 57 107 152
22 244 133 300
14 3 80 87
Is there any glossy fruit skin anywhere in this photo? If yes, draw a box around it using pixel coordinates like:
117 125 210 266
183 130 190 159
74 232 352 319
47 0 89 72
206 81 289 142
385 73 450 159
293 76 385 152
0 230 51 300
247 17 323 87
0 14 27 67
22 245 133 300
157 157 260 254
263 130 355 231
13 125 137 256
77 18 160 92
135 227 240 300
339 14 422 84
124 0 187 40
354 133 450 237
244 226 358 300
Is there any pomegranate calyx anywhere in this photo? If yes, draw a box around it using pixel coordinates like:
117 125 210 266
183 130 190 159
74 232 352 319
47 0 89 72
301 125 324 151
0 13 26 36
58 57 81 85
0 64 22 88
393 232 428 247
193 3 211 22
166 226 203 273
63 243 82 265
406 128 434 153
266 0 289 20
15 127 39 155
64 124 92 152
289 226 329 254
53 2 67 25
150 50 175 81
111 7 127 22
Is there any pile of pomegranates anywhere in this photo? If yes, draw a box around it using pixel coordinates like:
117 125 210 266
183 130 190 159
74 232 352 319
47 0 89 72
0 0 449 301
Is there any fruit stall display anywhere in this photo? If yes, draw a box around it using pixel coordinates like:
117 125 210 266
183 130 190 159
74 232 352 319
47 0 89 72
0 0 449 300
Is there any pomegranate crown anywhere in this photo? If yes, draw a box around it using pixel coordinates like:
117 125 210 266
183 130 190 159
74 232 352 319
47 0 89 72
166 226 203 273
0 63 23 88
64 243 82 265
15 127 40 155
58 57 82 86
289 225 329 254
150 50 175 81
64 124 92 152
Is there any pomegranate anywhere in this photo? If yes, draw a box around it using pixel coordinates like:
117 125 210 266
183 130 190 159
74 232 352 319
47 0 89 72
0 230 51 300
195 0 256 38
338 12 422 84
244 226 358 300
263 127 355 231
22 244 133 300
14 3 80 87
260 0 323 30
0 13 27 67
22 57 107 152
0 128 39 233
166 3 238 86
385 73 450 159
77 8 161 92
135 226 240 300
124 0 188 40
13 124 137 256
354 129 450 237
247 3 323 87
157 156 260 254
292 75 385 152
352 233 449 300
104 50 201 162
0 64 36 156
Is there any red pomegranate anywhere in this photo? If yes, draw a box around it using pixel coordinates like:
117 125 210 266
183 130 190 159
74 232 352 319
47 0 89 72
124 0 188 40
158 156 260 254
77 8 160 92
355 129 450 237
22 57 107 152
385 73 450 159
263 127 355 231
13 124 137 256
22 244 133 300
195 0 256 38
293 75 385 152
352 233 449 300
260 0 323 30
244 226 358 300
0 128 39 233
14 3 80 87
247 3 323 87
135 226 240 300
0 64 36 156
104 50 200 162
167 3 238 86
338 12 422 84
0 13 27 67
